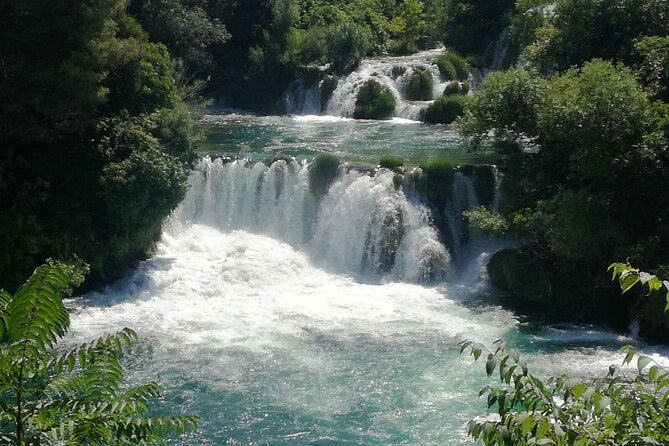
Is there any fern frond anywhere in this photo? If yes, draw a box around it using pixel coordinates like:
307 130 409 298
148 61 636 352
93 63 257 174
7 265 70 356
50 328 138 374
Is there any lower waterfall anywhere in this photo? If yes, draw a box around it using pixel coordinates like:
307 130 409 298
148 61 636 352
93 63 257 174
65 155 650 446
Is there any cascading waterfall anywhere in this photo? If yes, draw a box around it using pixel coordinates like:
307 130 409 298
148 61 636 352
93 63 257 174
169 157 450 282
444 172 479 264
326 49 447 120
283 49 454 120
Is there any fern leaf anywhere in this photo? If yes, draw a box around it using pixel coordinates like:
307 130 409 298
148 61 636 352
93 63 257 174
7 265 70 358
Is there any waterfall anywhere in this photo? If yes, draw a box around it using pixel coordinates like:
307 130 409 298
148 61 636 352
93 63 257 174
281 49 453 120
444 172 479 264
483 28 511 75
283 78 321 115
169 157 450 282
326 49 448 120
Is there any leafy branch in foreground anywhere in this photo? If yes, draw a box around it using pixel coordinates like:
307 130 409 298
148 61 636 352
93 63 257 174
609 262 669 312
0 264 197 445
460 340 669 446
461 264 669 445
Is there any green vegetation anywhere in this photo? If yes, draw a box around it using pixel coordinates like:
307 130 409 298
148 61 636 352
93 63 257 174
436 52 469 81
0 264 196 444
457 61 669 314
523 0 669 73
424 94 468 124
464 206 510 235
0 0 196 291
415 160 455 212
309 154 340 200
462 266 669 446
353 80 397 119
406 68 434 100
441 0 516 56
379 155 405 170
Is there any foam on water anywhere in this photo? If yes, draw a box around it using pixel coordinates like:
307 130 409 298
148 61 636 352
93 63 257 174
66 224 655 445
65 157 668 445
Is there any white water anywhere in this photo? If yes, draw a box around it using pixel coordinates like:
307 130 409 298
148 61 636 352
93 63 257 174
170 157 450 282
285 49 454 120
66 158 666 445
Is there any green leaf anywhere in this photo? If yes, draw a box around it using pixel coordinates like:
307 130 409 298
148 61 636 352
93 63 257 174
637 356 651 373
486 354 497 376
620 273 640 293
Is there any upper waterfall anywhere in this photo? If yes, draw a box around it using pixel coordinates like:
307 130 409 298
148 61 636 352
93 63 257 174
284 48 454 120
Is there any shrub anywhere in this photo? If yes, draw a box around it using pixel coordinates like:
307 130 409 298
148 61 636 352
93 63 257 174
437 52 470 81
463 206 509 235
424 94 468 124
379 155 404 170
436 57 456 80
309 154 340 199
443 81 461 96
353 80 396 119
406 68 434 100
461 80 471 95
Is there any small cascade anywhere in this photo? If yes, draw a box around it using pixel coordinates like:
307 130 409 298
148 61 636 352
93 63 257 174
444 172 479 263
325 49 448 120
169 157 450 282
283 78 321 115
483 28 511 75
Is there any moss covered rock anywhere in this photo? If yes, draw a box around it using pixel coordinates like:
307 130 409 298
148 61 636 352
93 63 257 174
353 80 396 120
436 52 470 81
308 154 340 200
424 94 468 124
406 68 434 101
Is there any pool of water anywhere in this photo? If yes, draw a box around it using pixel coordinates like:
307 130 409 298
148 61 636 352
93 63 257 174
65 114 668 446
199 113 496 166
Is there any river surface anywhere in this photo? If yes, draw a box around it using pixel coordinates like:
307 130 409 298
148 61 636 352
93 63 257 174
199 114 496 166
67 112 667 446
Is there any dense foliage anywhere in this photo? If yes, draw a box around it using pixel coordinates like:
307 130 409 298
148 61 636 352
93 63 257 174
424 94 468 124
461 266 669 446
457 0 669 324
0 264 196 444
353 80 397 119
0 1 197 290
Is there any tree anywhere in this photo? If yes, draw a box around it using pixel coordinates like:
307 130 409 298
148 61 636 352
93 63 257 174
388 0 427 53
0 264 197 444
442 0 516 56
527 0 669 72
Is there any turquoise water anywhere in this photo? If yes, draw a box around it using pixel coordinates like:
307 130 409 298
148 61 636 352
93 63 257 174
66 114 666 446
200 114 496 166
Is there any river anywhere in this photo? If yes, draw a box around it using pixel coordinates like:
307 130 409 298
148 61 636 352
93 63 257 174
65 51 667 445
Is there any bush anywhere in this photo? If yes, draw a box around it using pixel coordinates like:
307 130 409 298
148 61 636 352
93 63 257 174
461 80 471 95
443 81 461 96
437 52 469 81
325 22 371 75
353 80 396 119
309 154 340 199
436 57 456 80
464 206 509 235
462 267 669 446
424 94 468 124
406 68 434 100
379 155 404 170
